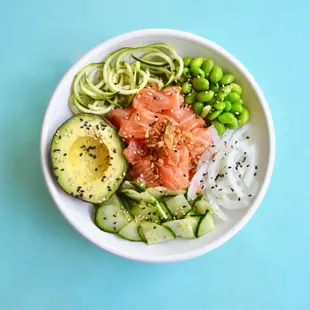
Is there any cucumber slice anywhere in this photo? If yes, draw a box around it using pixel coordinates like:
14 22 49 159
159 201 173 221
193 195 215 215
196 212 215 238
120 180 145 192
146 187 186 200
119 221 142 242
99 194 123 208
139 222 175 245
163 219 195 239
130 201 161 224
138 225 146 241
165 194 192 219
95 204 133 233
185 213 202 235
120 189 167 219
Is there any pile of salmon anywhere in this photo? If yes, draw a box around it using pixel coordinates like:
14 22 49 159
107 85 213 190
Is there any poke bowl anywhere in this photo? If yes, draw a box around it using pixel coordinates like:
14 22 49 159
40 29 275 263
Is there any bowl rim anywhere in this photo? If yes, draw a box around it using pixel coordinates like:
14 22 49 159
40 28 276 263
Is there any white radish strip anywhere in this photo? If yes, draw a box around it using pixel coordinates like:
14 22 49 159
187 162 209 201
226 150 244 198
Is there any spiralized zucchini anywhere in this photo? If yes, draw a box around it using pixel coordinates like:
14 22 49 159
70 43 184 115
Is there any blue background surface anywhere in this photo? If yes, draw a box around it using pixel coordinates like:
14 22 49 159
0 0 309 309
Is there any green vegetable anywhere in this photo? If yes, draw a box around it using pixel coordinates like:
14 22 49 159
237 107 250 125
211 120 226 136
189 57 204 69
213 101 226 110
217 85 232 99
179 75 187 83
196 90 215 102
230 103 244 113
226 91 240 103
209 66 223 83
182 67 191 78
208 110 222 120
185 91 197 104
218 112 237 124
189 67 205 78
210 82 220 92
193 102 204 115
183 56 192 67
220 73 235 85
192 78 209 91
224 101 232 111
234 98 244 105
200 105 212 118
201 59 214 75
181 81 192 94
226 117 239 129
230 82 243 95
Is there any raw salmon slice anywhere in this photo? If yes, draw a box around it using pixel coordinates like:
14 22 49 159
161 146 189 167
107 107 134 128
163 107 205 131
133 85 182 112
190 127 213 158
123 140 144 164
159 164 189 190
132 159 160 187
119 108 161 139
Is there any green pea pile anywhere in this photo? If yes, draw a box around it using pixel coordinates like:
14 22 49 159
177 56 250 136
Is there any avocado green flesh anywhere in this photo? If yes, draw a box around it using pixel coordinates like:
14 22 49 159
51 113 128 203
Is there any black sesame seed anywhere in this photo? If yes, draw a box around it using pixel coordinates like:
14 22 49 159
113 221 117 225
61 168 65 171
103 217 107 220
89 195 93 198
54 167 58 170
238 197 241 201
113 214 116 218
228 166 232 169
255 166 258 170
254 173 257 176
246 136 249 139
148 212 151 215
246 164 250 168
53 149 60 153
231 188 234 192
248 194 252 197
182 205 187 208
79 153 83 157
64 153 67 156
80 118 83 121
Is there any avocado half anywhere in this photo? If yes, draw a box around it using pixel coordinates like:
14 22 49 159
50 113 128 204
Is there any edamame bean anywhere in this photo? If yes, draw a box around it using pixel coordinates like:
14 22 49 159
181 81 192 94
209 66 223 83
230 103 244 113
189 57 204 69
235 98 244 105
200 105 212 118
183 57 192 67
226 91 240 103
201 59 214 75
208 110 222 120
193 102 204 115
217 85 232 99
196 90 215 102
230 83 243 95
183 67 191 78
218 112 236 124
185 91 197 104
224 101 232 111
226 118 239 129
180 75 187 83
220 73 235 85
213 101 226 110
210 82 220 92
237 107 250 125
212 120 226 136
208 98 217 105
189 67 205 78
192 77 209 91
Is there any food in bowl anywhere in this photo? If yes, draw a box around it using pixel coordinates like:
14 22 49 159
50 43 259 245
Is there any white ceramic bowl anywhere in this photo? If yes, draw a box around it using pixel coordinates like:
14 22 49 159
41 29 275 263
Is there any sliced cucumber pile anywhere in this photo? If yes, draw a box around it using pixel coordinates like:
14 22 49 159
70 44 184 115
94 184 215 245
